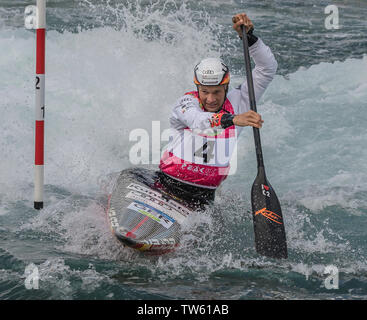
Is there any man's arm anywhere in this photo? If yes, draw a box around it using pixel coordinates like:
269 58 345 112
228 13 278 115
170 96 264 132
227 38 278 115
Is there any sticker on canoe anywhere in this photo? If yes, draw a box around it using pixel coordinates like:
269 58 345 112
127 183 191 217
127 201 175 229
125 189 186 224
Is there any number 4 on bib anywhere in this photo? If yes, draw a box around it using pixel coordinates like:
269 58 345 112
194 141 215 163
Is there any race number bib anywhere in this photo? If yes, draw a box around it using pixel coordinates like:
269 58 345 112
171 127 237 167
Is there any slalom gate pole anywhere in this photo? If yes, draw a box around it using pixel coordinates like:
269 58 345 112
34 0 46 210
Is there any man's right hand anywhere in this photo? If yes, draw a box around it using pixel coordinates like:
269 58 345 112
233 110 264 128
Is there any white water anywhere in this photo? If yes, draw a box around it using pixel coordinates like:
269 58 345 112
1 26 366 197
1 2 367 300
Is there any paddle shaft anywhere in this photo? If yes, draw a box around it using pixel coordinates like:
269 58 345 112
240 25 288 259
240 25 264 169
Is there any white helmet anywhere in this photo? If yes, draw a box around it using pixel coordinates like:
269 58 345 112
194 58 230 86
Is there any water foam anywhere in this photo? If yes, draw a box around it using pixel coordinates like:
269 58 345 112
1 1 367 294
0 1 223 197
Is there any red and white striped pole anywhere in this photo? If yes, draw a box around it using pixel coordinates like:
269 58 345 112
34 0 46 210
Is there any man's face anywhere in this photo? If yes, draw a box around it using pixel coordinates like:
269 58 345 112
198 85 226 112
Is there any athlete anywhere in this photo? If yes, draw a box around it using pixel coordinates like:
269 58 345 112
157 13 278 205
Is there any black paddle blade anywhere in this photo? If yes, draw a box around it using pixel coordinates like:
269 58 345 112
251 167 288 259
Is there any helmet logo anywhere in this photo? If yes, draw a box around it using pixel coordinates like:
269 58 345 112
194 58 230 86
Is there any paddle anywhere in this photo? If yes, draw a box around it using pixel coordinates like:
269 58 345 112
240 24 288 259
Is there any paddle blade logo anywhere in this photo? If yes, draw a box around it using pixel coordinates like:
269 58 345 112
261 184 270 197
255 207 283 225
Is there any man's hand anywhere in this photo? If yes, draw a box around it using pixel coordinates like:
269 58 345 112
232 13 254 37
233 110 264 128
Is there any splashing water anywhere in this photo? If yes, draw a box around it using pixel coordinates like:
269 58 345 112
1 0 367 300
